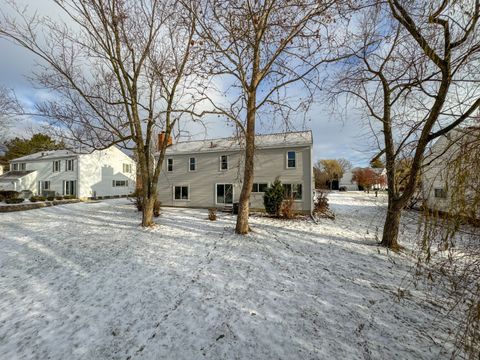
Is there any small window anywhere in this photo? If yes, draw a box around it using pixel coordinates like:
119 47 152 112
123 163 132 173
20 163 26 171
12 163 18 171
252 183 268 193
283 183 302 200
112 180 128 187
174 186 189 200
287 151 296 168
167 158 173 172
53 160 61 172
43 181 50 190
66 159 74 171
220 155 228 170
189 157 196 171
434 188 447 199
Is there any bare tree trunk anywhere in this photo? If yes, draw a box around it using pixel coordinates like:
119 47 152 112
381 204 401 250
235 92 256 234
142 195 155 227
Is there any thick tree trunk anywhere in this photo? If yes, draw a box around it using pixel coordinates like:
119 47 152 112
380 199 402 250
235 92 256 235
142 195 155 227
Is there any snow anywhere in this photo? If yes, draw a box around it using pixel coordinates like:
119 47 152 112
0 192 455 359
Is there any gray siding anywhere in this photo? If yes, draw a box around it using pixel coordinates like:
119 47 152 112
157 145 313 213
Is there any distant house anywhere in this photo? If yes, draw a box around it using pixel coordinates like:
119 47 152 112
157 131 314 214
339 169 359 191
339 167 387 191
0 146 136 199
422 127 479 215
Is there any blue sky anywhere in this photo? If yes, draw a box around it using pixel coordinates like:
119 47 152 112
0 1 375 167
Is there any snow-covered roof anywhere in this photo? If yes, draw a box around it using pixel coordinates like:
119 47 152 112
0 170 36 181
165 131 313 155
11 149 88 162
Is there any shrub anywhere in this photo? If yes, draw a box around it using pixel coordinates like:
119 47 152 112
30 197 38 202
36 196 47 202
263 178 284 217
46 196 55 201
313 191 335 219
208 208 217 221
0 190 20 200
5 198 24 204
55 196 64 200
63 195 76 200
281 196 296 219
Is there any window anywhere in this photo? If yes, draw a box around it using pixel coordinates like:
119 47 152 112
12 163 18 171
66 159 74 171
189 157 196 171
112 180 129 187
43 181 50 190
19 163 26 171
123 163 132 173
283 183 302 200
287 151 296 168
252 183 268 193
174 186 189 200
167 158 174 172
434 188 447 199
216 184 233 204
39 181 50 194
53 160 61 172
220 155 228 170
64 180 76 196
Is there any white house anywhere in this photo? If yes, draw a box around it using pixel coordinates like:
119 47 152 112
0 146 136 199
157 131 314 214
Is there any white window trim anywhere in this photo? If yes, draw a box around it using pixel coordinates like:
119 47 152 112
53 160 61 172
66 159 74 172
286 151 296 169
252 182 269 193
167 158 174 172
123 163 132 173
283 183 303 201
172 185 190 201
215 183 234 205
219 155 229 171
188 157 197 172
12 163 18 171
112 180 129 187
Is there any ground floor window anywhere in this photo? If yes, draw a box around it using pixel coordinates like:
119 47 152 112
174 186 189 200
216 184 233 205
112 180 128 187
64 180 76 196
38 181 50 195
283 183 302 200
252 183 268 193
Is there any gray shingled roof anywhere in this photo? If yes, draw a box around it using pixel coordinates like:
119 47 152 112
11 149 87 162
0 170 37 181
165 131 313 155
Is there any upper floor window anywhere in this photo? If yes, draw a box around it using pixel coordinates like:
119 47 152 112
287 151 296 168
283 183 302 200
12 163 18 171
66 159 74 171
123 163 132 173
112 180 128 187
189 157 196 171
252 183 268 193
174 185 189 200
53 160 61 172
220 155 228 170
434 188 447 199
167 158 173 172
20 163 26 171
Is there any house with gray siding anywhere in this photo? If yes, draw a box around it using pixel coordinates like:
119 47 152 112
157 131 314 214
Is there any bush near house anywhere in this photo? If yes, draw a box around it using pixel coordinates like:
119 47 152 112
263 178 285 217
63 195 76 200
5 198 24 204
208 208 217 221
30 196 47 202
0 190 20 201
281 196 296 219
47 196 55 201
55 196 64 200
313 191 335 219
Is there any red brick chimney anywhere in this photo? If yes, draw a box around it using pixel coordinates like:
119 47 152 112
157 131 173 151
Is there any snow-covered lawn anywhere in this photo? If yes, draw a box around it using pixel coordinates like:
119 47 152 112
0 193 454 359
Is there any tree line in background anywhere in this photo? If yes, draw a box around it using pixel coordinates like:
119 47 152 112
0 0 478 250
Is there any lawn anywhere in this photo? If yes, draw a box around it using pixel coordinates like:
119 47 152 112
0 193 455 359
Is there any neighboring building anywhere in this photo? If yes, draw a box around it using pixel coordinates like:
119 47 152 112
157 131 314 214
422 127 479 215
339 169 359 191
0 146 136 198
339 167 387 191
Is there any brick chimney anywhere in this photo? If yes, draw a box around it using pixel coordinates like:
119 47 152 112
157 131 173 151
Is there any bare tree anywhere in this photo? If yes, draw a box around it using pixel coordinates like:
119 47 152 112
0 85 21 145
0 0 202 226
332 0 480 249
187 0 352 234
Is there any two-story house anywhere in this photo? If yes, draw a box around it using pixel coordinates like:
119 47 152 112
0 146 136 199
157 131 314 213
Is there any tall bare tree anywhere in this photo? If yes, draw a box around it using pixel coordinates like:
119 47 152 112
0 0 202 226
187 0 352 234
0 85 21 145
332 0 480 249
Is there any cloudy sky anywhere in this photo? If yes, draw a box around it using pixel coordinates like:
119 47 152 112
0 0 376 166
